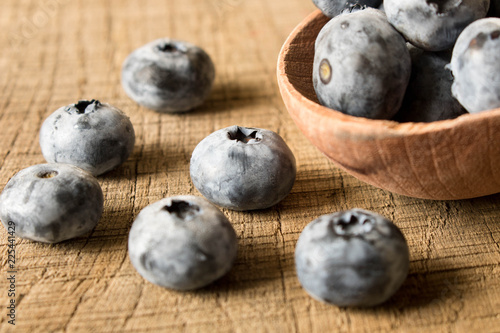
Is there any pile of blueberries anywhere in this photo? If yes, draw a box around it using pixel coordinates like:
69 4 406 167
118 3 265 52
0 31 413 308
313 0 500 121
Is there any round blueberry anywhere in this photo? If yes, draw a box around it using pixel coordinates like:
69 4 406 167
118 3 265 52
0 163 103 243
121 38 215 113
190 126 296 211
128 195 238 290
449 18 500 113
313 8 411 119
295 209 409 307
39 99 135 176
393 46 467 122
312 0 382 18
384 0 490 51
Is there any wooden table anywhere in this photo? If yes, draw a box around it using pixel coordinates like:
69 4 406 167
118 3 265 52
1 0 499 332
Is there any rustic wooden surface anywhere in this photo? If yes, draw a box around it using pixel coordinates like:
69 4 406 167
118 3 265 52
0 0 499 332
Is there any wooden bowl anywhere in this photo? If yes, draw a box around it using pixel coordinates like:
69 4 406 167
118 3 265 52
277 10 500 200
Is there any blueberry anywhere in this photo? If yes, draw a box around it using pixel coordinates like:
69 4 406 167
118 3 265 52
393 46 467 122
121 38 215 113
190 126 296 211
449 18 500 113
384 0 490 51
312 0 382 18
295 209 409 307
313 8 411 119
128 195 238 290
0 163 103 243
39 99 135 176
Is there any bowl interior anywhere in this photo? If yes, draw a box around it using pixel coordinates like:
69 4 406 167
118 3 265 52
277 10 500 200
281 14 327 105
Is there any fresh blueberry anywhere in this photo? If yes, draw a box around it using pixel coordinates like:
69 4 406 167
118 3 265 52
384 0 490 51
39 99 135 176
295 209 409 307
393 46 468 122
313 8 411 119
448 18 500 113
121 38 215 113
0 163 103 243
190 126 296 211
128 195 238 290
312 0 382 17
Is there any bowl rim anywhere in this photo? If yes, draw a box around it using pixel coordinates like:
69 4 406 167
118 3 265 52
277 9 500 139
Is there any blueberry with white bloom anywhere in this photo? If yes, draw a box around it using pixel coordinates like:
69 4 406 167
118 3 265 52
128 195 238 290
384 0 490 51
394 46 467 122
190 126 296 211
0 163 103 243
121 38 215 113
313 8 411 119
449 17 500 113
39 99 135 176
295 209 409 307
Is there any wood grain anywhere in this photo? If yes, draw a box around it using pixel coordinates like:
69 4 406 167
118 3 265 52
0 0 499 332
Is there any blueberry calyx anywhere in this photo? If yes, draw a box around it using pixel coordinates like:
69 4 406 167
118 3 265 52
468 33 486 48
155 42 186 54
227 127 262 144
469 30 500 49
37 170 58 179
67 99 101 114
426 0 458 15
164 200 200 220
340 3 367 15
319 59 332 84
333 212 374 236
157 43 177 52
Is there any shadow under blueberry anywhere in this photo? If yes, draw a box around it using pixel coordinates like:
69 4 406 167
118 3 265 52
101 142 192 181
280 167 350 213
192 239 291 295
46 223 130 252
178 78 277 116
364 258 462 311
